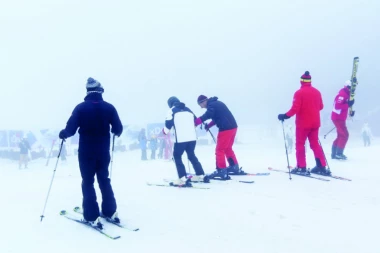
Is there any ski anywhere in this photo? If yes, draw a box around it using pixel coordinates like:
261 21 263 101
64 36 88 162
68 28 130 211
310 172 352 181
236 172 270 176
268 167 330 181
60 210 121 240
73 206 139 232
169 177 254 184
349 56 359 117
188 172 269 177
146 182 210 189
287 166 351 181
207 178 254 184
230 167 269 176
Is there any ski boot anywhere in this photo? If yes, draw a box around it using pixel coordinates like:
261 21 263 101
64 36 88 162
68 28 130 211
290 167 310 175
189 174 210 183
331 145 337 159
335 148 347 160
227 158 245 175
206 168 231 180
311 166 331 176
103 211 120 224
310 158 331 176
84 217 103 229
170 176 193 187
227 164 246 175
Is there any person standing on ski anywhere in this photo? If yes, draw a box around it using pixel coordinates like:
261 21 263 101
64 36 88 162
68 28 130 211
195 95 243 180
278 71 330 175
163 96 207 186
331 80 355 159
59 77 123 228
19 137 31 169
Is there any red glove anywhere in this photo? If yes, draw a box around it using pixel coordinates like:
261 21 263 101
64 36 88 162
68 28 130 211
194 118 202 126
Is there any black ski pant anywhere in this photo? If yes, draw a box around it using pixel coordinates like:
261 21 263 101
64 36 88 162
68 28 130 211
151 149 156 159
173 141 204 178
78 152 116 221
141 149 147 160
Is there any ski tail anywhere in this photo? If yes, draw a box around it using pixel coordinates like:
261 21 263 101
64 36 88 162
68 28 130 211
349 56 359 116
73 206 139 231
60 210 120 240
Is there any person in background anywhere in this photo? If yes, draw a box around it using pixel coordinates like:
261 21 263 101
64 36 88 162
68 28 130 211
331 80 355 160
138 128 148 160
149 134 158 159
19 137 31 169
59 77 123 229
361 122 373 147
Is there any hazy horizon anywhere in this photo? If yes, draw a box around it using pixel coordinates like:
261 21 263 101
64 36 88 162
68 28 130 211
1 0 379 130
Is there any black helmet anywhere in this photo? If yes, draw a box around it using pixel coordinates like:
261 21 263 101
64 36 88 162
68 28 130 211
167 96 180 108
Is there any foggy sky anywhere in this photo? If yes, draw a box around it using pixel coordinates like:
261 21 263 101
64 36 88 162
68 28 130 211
1 0 379 130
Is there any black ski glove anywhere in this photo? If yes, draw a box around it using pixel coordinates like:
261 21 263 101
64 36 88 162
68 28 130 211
348 99 355 107
350 111 355 117
59 130 68 140
278 113 290 122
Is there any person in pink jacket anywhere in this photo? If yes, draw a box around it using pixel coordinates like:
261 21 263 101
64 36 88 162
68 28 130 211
331 80 355 160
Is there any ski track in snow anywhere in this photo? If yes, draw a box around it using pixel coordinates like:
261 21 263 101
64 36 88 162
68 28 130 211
1 138 379 253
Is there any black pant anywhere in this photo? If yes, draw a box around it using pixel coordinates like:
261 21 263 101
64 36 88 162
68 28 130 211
173 141 204 178
78 152 116 221
141 149 147 160
151 149 156 159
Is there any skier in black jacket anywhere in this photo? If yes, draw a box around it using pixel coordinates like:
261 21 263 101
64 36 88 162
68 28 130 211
59 77 123 228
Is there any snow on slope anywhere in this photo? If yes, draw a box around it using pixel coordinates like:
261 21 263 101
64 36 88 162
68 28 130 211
1 137 379 253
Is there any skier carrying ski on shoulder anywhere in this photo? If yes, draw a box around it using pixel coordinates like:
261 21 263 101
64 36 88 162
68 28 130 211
331 80 355 160
278 71 331 176
59 77 123 229
195 95 243 180
163 96 208 186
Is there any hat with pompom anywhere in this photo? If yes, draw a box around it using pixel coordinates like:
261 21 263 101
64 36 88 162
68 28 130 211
300 71 311 82
86 77 104 94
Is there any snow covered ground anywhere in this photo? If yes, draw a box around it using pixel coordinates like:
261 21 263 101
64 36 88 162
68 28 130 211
1 135 379 253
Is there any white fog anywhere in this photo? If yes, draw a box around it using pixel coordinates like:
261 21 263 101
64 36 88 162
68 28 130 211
1 1 379 253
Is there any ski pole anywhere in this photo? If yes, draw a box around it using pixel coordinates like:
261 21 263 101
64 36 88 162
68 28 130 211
281 121 292 180
110 134 116 179
203 124 216 144
318 139 331 171
323 127 335 139
40 139 64 222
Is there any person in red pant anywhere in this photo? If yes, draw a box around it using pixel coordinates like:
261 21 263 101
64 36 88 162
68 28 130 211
331 80 355 160
195 95 243 180
278 71 331 175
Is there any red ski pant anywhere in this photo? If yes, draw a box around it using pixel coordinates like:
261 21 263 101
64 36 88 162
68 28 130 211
295 127 326 168
332 120 349 149
215 128 238 168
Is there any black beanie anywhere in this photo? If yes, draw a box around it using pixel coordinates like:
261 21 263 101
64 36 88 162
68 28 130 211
167 96 180 108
